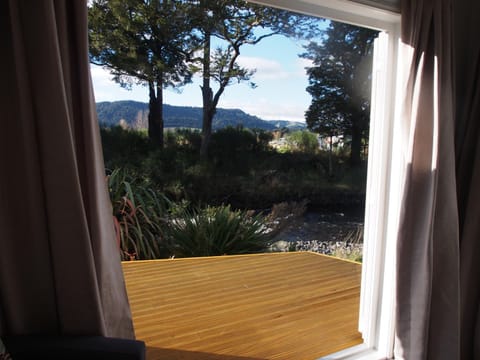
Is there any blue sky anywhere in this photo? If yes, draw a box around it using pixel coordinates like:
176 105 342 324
91 28 322 123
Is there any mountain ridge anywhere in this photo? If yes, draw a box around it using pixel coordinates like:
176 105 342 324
96 100 306 131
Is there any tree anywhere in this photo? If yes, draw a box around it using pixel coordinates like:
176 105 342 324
191 1 320 158
88 0 197 147
285 130 318 154
302 22 377 166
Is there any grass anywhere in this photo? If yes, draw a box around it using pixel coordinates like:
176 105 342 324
331 225 364 262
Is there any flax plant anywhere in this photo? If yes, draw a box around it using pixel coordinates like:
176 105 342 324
167 204 272 258
108 168 170 260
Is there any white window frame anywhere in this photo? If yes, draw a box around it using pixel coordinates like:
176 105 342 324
249 1 402 359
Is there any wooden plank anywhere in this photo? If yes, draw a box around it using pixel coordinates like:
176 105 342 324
122 252 362 360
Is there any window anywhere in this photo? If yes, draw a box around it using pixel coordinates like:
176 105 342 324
250 1 402 359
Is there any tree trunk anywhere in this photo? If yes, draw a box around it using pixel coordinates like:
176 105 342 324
350 121 362 166
200 30 213 159
200 89 215 158
328 135 333 178
148 80 163 147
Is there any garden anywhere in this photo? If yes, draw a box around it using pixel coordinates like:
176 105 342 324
102 126 366 262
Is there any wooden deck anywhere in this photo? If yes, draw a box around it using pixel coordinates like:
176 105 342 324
122 252 362 360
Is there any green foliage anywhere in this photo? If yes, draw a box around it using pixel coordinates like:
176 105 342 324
190 0 321 156
211 126 257 150
166 204 273 258
285 130 319 153
107 167 309 260
192 0 321 85
164 128 202 151
302 22 378 165
108 168 170 260
100 127 366 211
255 129 275 151
100 124 367 261
100 126 153 170
89 0 319 149
208 126 257 173
88 0 198 145
89 0 195 89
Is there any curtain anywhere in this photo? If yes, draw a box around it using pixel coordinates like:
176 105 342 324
454 0 480 358
0 0 134 339
395 0 480 358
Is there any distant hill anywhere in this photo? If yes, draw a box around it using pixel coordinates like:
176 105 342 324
96 101 305 131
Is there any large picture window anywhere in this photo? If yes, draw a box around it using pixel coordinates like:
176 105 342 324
90 0 402 358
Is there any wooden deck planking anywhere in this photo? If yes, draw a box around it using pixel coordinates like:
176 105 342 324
122 252 362 360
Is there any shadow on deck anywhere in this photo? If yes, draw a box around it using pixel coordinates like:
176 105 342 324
122 252 362 360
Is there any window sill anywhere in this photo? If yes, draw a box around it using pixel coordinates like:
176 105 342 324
320 344 390 360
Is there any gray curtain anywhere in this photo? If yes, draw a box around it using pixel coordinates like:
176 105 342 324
454 0 480 358
395 0 480 358
0 0 134 339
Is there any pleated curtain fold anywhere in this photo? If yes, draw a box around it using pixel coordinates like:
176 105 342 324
0 0 134 339
395 0 480 358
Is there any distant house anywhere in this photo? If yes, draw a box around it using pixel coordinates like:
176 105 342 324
268 137 287 150
318 135 345 150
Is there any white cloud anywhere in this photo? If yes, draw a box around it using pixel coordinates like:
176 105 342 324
297 57 314 69
236 56 291 80
295 58 314 76
90 64 148 102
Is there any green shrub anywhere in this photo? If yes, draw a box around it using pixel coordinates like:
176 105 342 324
100 126 153 169
100 126 366 211
166 204 273 258
164 128 202 151
174 128 202 151
285 130 319 153
210 126 257 152
209 126 258 174
253 129 274 152
108 168 170 260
